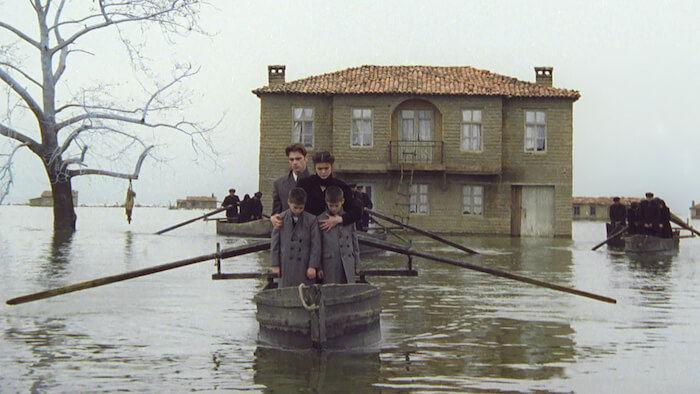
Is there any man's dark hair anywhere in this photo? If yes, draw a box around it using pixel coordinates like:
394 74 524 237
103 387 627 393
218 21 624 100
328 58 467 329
229 188 235 193
645 192 654 198
285 143 307 157
613 197 620 202
325 185 344 203
288 187 307 205
312 151 335 165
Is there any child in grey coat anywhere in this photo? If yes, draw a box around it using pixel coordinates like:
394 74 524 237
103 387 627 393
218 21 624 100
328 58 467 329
270 188 321 287
317 185 360 284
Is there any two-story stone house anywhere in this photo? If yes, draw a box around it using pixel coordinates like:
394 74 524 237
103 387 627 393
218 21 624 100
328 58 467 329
253 65 579 237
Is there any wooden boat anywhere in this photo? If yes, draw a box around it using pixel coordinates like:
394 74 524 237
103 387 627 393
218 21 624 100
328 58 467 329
216 218 271 237
253 283 382 350
624 230 680 253
605 223 626 248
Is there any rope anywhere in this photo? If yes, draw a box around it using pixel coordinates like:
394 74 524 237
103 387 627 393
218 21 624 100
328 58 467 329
298 284 319 310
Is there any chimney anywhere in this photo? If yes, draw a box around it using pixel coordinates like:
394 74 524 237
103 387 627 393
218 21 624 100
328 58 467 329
534 66 553 87
268 65 286 87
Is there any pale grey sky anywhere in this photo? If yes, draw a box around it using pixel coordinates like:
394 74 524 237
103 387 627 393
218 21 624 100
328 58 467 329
2 0 699 216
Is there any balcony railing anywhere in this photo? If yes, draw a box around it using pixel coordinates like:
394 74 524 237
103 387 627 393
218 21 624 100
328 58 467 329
389 140 444 165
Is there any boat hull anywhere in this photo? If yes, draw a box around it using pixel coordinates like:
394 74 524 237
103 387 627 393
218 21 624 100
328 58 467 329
216 219 271 237
605 223 626 248
254 283 381 350
624 233 679 253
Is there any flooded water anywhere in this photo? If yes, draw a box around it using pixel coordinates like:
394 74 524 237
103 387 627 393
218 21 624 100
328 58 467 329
1 206 699 392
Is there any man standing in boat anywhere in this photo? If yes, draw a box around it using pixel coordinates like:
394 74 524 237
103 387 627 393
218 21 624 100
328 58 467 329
627 201 643 234
608 197 627 229
640 192 660 236
272 143 311 215
222 189 240 223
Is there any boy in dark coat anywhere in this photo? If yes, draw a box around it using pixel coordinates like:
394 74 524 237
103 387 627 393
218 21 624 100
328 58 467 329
317 186 360 284
270 188 321 287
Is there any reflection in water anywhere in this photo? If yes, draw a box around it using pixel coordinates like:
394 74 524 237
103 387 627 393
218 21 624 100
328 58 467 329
253 347 380 392
123 230 134 265
37 231 75 285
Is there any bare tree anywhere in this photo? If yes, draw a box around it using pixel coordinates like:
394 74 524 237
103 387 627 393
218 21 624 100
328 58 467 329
0 0 215 231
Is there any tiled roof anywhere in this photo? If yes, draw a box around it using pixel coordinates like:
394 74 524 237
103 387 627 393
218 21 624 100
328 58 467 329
180 196 217 202
253 65 580 99
573 197 642 205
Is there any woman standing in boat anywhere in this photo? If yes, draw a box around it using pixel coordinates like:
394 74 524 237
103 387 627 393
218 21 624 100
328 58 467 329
271 151 362 232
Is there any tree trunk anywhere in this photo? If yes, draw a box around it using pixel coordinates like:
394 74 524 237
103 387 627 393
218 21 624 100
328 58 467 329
47 167 77 232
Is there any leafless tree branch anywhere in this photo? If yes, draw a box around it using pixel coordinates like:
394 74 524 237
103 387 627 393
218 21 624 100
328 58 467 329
0 68 45 121
0 21 41 48
67 144 154 179
0 142 28 204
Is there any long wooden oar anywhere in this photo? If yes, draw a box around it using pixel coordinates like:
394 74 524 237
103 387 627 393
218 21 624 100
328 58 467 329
155 207 227 235
368 210 478 254
6 240 271 305
358 233 616 304
670 212 700 237
592 225 628 251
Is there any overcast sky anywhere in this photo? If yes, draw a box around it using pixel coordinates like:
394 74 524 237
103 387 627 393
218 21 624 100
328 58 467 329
2 0 699 216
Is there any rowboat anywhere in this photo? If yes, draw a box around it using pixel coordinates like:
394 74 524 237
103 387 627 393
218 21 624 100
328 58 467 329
216 218 271 237
624 231 680 253
254 282 382 350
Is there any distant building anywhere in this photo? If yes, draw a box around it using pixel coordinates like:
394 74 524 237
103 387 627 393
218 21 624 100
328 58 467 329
572 197 640 221
254 65 580 237
176 194 218 210
691 201 700 219
29 190 78 207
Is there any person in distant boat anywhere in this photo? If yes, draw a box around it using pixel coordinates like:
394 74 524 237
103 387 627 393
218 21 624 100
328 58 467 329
655 198 673 239
270 187 321 287
238 194 252 223
249 192 264 221
640 192 659 236
272 143 311 215
290 151 363 233
317 186 360 284
627 202 643 235
608 197 627 228
222 189 240 223
356 185 373 232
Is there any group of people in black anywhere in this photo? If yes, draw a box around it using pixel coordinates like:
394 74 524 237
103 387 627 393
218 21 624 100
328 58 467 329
609 192 673 238
222 188 263 223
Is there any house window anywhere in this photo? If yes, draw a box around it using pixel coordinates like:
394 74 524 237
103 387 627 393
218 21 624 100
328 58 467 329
589 206 596 216
462 185 483 215
409 184 429 214
292 107 314 148
524 110 546 152
351 108 373 147
461 110 483 152
573 206 580 216
401 110 433 141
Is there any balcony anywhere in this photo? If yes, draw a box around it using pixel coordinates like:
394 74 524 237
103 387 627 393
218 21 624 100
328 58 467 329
389 140 445 171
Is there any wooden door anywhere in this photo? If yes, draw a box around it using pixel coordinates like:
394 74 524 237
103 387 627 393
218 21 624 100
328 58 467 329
520 186 555 237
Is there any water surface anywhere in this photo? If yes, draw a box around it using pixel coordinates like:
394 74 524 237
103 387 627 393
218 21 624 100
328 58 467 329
1 206 698 392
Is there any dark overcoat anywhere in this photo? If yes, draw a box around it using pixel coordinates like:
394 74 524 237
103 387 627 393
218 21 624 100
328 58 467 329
317 210 360 284
270 209 321 287
272 169 310 215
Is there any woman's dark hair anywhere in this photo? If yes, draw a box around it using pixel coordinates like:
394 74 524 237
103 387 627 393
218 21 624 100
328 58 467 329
312 151 335 165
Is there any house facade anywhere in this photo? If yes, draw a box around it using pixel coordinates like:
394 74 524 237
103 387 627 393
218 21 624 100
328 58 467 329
691 201 700 219
572 197 641 221
254 65 579 237
29 190 78 207
175 195 218 210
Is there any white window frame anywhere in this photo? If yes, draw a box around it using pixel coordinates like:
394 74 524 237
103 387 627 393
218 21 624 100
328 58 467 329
461 110 483 152
400 110 433 141
462 185 484 216
292 107 314 148
409 184 429 215
524 110 546 153
351 108 373 147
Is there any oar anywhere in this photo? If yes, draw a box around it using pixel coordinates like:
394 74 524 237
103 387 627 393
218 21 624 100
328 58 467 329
6 240 271 305
367 210 478 254
357 233 616 304
670 212 700 237
368 216 411 245
591 225 628 251
155 207 227 235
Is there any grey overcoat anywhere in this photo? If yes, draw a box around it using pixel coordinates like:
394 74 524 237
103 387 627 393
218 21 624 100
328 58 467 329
272 169 310 215
270 209 321 287
317 211 361 284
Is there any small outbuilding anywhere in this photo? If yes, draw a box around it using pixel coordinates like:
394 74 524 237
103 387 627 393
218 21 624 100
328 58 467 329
29 190 78 207
572 197 640 221
176 195 218 210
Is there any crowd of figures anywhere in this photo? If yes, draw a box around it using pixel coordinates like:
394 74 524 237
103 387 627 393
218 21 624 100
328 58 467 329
609 192 673 238
221 189 263 223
